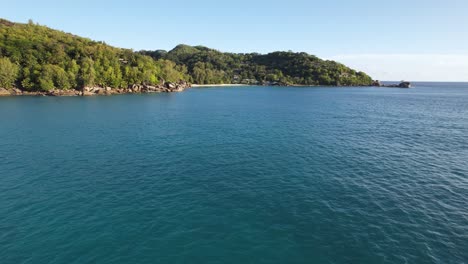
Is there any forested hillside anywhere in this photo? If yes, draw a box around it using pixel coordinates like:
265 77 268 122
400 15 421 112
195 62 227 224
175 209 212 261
141 45 373 86
0 19 373 92
0 19 188 91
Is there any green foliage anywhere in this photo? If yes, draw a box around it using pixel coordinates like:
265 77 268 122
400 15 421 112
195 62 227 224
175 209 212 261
0 18 189 91
79 57 96 87
38 64 55 90
0 57 19 88
158 59 187 83
190 61 227 84
0 18 373 91
142 45 373 86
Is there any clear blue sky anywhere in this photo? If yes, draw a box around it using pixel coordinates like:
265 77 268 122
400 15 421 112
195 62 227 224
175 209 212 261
1 0 468 81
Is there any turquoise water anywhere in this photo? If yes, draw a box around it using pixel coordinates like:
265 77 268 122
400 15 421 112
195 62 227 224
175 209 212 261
1 84 467 264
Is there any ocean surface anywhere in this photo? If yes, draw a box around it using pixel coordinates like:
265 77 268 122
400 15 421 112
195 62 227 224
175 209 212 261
1 83 467 264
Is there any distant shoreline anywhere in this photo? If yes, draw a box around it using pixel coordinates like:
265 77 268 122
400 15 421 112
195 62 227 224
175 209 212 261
191 84 248 87
192 84 367 88
192 84 317 87
0 82 417 97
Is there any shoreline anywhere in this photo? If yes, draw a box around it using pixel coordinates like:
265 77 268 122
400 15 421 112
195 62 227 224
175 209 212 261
0 81 192 97
194 82 412 88
191 84 248 87
1 82 413 97
192 84 382 88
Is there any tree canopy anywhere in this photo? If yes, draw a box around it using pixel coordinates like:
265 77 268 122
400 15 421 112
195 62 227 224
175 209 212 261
0 57 19 88
0 18 373 91
0 19 188 91
140 45 373 86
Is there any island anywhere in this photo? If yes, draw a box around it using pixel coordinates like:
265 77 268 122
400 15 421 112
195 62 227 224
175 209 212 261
1 18 399 96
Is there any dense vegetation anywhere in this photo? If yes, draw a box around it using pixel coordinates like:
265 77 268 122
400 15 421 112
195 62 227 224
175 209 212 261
0 19 188 91
141 45 373 86
0 18 373 91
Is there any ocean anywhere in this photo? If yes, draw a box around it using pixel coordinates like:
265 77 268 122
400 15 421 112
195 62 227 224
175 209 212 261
1 83 467 263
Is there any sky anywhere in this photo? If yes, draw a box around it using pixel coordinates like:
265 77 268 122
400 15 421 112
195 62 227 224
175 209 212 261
1 0 468 81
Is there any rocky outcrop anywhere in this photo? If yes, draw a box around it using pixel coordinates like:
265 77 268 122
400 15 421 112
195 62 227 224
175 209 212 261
0 88 11 96
398 82 411 88
47 89 81 96
0 81 191 97
80 81 191 96
372 80 411 88
0 88 26 96
11 88 23 95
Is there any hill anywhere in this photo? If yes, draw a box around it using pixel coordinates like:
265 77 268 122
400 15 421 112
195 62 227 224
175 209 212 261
0 19 188 91
0 18 373 92
140 45 373 86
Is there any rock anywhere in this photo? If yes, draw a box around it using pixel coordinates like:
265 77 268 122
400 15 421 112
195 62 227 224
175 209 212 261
63 90 78 96
0 81 192 97
21 91 44 96
96 88 106 95
131 84 141 92
372 80 382 87
398 81 411 88
10 88 23 95
82 91 95 96
166 82 176 89
383 81 412 88
0 88 11 96
50 89 77 96
85 86 103 93
46 90 58 96
144 85 163 92
75 81 193 96
105 89 116 95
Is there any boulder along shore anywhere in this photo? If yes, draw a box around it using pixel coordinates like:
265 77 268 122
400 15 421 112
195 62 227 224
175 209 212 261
0 81 191 97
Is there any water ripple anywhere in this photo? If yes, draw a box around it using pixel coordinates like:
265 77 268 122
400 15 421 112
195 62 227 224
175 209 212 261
0 85 467 263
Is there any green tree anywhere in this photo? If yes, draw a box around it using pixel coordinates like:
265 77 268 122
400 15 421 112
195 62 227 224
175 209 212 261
38 64 55 91
53 66 71 89
192 62 207 84
66 60 80 88
159 59 184 82
79 58 96 87
0 57 19 88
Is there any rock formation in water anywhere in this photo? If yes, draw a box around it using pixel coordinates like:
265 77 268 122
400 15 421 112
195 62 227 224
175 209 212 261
371 80 412 88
